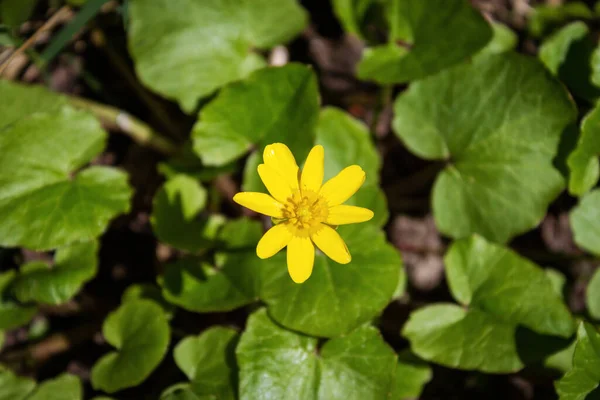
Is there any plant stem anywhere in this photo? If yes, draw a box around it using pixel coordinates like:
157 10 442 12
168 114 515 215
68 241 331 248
68 96 179 156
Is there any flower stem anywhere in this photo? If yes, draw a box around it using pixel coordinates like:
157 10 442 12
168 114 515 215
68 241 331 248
68 96 179 156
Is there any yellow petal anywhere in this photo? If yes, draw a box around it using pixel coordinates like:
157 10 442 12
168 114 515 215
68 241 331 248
300 145 325 193
232 192 284 217
319 165 366 206
256 223 293 259
326 205 374 225
311 224 351 264
263 143 299 190
257 164 293 203
287 236 315 283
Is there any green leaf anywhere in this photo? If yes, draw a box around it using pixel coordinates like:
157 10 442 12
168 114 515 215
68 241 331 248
160 218 266 312
150 175 223 252
403 236 575 373
174 327 238 399
568 105 600 196
128 0 307 112
476 22 518 57
158 145 237 182
357 0 492 84
161 257 259 313
122 283 175 319
0 368 35 400
545 339 577 373
0 86 132 250
91 300 170 393
391 351 432 400
12 240 98 305
540 22 589 75
539 21 600 102
0 0 39 27
28 374 82 400
528 2 593 37
192 64 319 167
589 269 600 320
330 0 380 38
0 80 70 128
570 189 600 256
315 107 388 227
0 270 37 330
160 383 208 400
556 322 600 400
262 223 401 337
393 53 576 243
237 309 397 400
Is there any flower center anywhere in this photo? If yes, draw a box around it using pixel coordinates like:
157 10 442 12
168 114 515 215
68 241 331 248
282 190 328 237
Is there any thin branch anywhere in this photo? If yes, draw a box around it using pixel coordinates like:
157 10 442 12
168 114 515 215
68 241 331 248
68 96 179 156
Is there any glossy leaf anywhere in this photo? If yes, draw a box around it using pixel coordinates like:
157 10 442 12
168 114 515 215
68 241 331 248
128 0 308 112
357 0 492 84
403 236 575 373
13 240 98 305
568 105 600 196
262 223 402 337
540 22 589 75
391 351 432 400
0 86 132 250
393 53 576 243
571 190 600 256
91 300 170 393
556 322 600 400
193 64 319 167
315 107 387 227
237 309 397 400
174 327 239 399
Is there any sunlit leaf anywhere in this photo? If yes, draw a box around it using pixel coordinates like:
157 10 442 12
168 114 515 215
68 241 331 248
128 0 308 112
357 0 492 84
91 300 170 393
393 53 576 243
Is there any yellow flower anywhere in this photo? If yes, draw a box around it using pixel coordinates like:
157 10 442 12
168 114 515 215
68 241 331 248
233 143 374 284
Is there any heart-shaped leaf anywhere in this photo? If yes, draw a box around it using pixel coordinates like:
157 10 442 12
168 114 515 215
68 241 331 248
476 22 517 57
128 0 308 112
403 235 575 373
357 0 492 84
91 300 170 393
237 309 398 400
568 105 600 197
0 83 132 251
193 64 319 167
556 322 600 400
173 327 239 400
393 53 576 243
262 223 402 337
12 240 98 305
